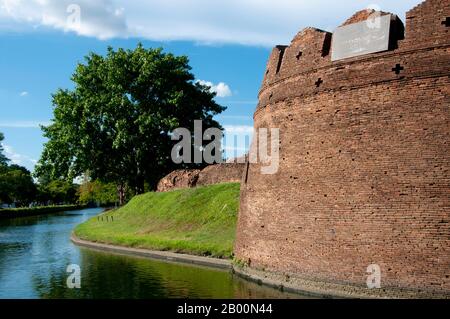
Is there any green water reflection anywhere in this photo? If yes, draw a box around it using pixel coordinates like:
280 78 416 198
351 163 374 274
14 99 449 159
35 248 302 299
0 208 305 299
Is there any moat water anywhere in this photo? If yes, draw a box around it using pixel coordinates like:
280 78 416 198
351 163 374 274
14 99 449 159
0 208 305 299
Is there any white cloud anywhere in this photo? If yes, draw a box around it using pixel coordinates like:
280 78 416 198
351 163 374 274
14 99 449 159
214 82 232 98
0 0 127 40
0 0 424 46
2 144 37 167
0 120 51 128
197 80 232 98
19 91 28 96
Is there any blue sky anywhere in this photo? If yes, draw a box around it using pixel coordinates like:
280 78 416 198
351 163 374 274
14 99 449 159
0 0 423 172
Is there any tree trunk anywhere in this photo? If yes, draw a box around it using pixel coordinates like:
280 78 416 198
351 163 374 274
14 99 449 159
135 160 145 195
117 184 125 206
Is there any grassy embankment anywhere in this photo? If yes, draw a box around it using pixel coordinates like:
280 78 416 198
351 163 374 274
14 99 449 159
74 183 240 259
0 205 83 219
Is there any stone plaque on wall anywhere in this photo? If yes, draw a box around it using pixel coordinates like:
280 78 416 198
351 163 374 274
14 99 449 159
331 14 392 61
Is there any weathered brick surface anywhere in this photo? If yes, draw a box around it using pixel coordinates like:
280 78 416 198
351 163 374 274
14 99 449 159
157 164 245 192
342 10 390 26
156 169 201 192
235 0 450 297
197 163 245 187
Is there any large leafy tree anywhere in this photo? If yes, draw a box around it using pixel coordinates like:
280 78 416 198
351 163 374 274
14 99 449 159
35 45 225 204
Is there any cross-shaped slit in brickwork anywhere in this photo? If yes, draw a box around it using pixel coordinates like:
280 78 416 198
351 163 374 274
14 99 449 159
315 78 323 88
392 64 404 75
442 17 450 27
296 51 303 60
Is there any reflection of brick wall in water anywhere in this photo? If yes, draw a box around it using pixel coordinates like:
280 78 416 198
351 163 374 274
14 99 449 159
235 0 450 297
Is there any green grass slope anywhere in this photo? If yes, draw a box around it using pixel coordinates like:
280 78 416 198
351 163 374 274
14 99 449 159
74 183 240 258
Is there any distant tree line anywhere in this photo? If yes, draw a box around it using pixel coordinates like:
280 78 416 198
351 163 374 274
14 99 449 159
0 132 38 207
0 132 116 208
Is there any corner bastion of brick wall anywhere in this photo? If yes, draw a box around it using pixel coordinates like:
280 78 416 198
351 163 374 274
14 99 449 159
234 0 450 298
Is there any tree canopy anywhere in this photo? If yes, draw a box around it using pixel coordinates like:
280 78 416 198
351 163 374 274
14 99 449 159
35 45 225 204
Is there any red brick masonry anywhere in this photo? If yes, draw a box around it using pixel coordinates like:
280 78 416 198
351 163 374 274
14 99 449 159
234 0 450 298
157 164 245 192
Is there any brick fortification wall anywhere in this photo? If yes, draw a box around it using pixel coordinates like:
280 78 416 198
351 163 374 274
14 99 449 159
197 163 245 187
234 0 450 298
157 169 201 192
157 164 245 192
